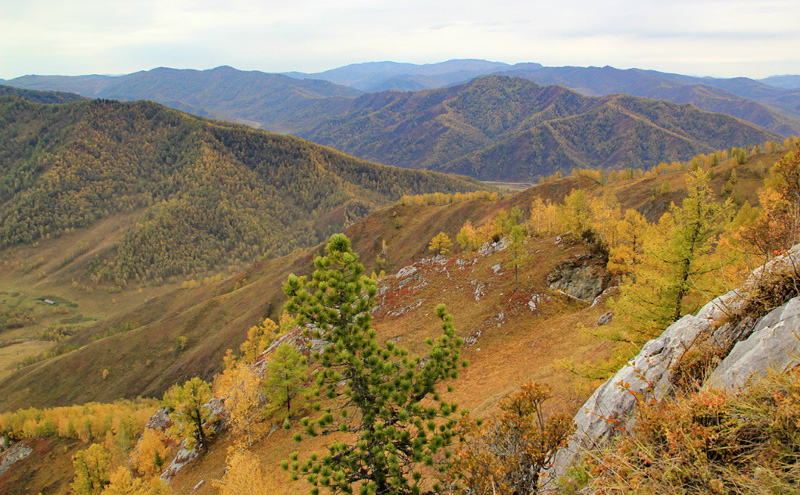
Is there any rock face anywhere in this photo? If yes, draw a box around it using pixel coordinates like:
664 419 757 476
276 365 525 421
550 244 800 483
0 442 33 477
546 253 611 302
550 313 713 477
707 297 800 391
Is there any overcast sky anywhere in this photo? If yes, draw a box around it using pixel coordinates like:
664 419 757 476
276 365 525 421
1 0 799 80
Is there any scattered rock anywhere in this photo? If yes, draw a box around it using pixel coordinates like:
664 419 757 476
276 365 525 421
387 299 426 318
491 263 502 275
596 312 614 326
0 441 32 477
478 237 508 256
396 265 418 279
528 293 550 312
472 281 485 302
193 480 205 491
161 440 200 481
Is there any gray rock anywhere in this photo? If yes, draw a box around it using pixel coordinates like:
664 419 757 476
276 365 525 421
549 243 800 485
596 312 613 326
161 439 200 481
0 442 33 477
707 297 800 391
550 314 711 479
396 265 418 279
145 407 172 430
547 254 611 302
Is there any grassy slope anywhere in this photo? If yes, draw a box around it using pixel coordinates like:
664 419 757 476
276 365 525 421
0 148 786 494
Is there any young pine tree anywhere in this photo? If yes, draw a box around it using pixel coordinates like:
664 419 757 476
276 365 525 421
283 234 466 495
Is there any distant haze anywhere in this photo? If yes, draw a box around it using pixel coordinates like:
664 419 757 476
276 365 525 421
1 0 799 79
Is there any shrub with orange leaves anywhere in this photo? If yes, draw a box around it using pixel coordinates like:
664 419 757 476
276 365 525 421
447 382 575 495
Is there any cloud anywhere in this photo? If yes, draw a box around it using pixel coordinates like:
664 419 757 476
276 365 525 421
0 0 798 78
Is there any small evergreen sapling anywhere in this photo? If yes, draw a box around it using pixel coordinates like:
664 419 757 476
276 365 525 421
283 234 466 495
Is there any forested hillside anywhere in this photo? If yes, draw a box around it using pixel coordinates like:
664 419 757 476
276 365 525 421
0 85 85 104
0 95 484 285
4 66 360 132
300 75 780 180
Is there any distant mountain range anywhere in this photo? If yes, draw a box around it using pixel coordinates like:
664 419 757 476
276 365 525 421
299 75 780 181
3 61 795 180
5 66 359 132
289 61 800 135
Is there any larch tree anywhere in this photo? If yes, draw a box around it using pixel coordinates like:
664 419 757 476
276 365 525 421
215 362 269 446
429 231 454 256
131 428 168 477
282 234 465 495
162 377 213 451
263 342 310 420
506 224 530 292
215 448 274 495
72 443 113 495
611 170 731 341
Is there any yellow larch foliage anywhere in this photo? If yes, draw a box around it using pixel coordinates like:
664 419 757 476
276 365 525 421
131 429 168 478
214 448 274 495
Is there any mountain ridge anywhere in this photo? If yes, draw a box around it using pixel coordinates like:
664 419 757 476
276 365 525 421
299 75 781 180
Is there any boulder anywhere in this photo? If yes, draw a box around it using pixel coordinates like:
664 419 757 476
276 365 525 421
547 254 611 302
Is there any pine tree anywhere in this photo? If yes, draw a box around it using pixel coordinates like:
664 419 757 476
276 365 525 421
282 234 465 495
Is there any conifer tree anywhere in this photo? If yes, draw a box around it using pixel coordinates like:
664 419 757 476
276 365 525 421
263 342 310 420
611 170 731 341
507 224 529 292
72 443 112 495
429 231 453 256
215 362 269 446
215 448 274 495
162 377 213 450
283 234 465 495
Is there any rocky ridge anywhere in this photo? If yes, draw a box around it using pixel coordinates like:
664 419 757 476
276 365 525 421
550 244 800 482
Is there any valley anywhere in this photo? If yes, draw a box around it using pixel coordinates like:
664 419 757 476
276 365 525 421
0 66 798 495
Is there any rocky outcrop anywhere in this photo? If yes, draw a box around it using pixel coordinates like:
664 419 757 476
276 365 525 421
707 297 800 391
550 244 800 482
0 442 33 477
546 254 611 302
550 313 713 476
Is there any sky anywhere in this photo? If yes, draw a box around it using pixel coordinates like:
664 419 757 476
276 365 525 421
1 0 799 80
